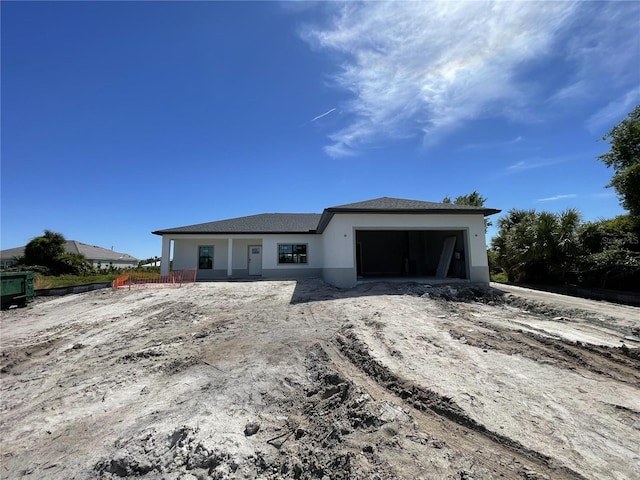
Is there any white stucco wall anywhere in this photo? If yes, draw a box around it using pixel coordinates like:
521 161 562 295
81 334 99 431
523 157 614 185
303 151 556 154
322 213 488 269
261 235 323 270
172 238 229 271
230 238 262 270
165 234 322 274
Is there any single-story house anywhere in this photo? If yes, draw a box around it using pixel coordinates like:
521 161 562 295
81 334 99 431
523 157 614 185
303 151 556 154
152 197 500 288
0 241 138 269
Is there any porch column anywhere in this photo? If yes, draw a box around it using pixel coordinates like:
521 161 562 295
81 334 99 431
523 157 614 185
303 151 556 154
227 238 233 277
161 237 171 275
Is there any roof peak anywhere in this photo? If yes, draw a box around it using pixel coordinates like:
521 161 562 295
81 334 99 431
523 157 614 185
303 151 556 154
327 196 490 211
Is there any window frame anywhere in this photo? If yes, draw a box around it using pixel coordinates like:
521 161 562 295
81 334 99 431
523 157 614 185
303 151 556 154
277 243 308 265
198 245 214 270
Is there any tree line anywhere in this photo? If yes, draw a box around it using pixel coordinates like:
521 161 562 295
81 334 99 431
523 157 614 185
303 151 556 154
453 105 639 292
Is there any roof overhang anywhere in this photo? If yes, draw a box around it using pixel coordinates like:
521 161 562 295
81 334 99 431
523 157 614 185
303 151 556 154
315 207 501 233
151 230 317 236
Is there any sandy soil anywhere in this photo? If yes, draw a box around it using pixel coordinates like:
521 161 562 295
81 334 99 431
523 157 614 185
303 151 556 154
1 279 639 480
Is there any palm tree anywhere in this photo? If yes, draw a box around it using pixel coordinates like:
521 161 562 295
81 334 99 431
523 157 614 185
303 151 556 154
492 209 582 284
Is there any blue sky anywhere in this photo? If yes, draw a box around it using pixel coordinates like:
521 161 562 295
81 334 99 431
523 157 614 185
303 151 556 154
2 1 639 261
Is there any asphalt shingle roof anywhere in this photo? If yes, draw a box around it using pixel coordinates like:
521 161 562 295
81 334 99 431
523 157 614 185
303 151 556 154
327 196 500 213
0 241 138 262
67 241 138 262
152 213 323 235
152 197 501 235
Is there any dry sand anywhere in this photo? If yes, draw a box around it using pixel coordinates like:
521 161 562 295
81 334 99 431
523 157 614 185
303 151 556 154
1 279 639 479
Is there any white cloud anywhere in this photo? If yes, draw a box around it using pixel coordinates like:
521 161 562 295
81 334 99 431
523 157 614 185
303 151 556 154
507 161 528 172
536 194 578 202
585 86 640 134
461 136 523 151
302 1 578 157
563 3 640 92
505 157 565 174
310 107 337 123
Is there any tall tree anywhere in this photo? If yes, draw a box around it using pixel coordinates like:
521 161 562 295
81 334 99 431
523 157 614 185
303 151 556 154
442 191 492 228
23 230 66 267
442 191 487 207
598 105 640 216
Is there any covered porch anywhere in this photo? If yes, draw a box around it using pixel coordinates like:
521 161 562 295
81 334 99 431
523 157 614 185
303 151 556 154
160 236 263 280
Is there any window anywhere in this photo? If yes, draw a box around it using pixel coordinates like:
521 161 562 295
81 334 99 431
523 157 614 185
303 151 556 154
278 244 307 264
198 246 213 269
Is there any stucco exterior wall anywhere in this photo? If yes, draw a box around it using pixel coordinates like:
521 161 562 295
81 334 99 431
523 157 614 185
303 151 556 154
321 213 489 286
162 213 490 286
230 238 262 272
167 234 322 280
261 235 323 271
172 238 226 271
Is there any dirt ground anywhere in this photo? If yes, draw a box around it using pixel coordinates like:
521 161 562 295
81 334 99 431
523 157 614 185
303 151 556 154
1 279 639 480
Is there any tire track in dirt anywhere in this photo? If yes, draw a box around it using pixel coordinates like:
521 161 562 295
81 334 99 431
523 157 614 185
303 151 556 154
447 322 640 386
327 328 587 480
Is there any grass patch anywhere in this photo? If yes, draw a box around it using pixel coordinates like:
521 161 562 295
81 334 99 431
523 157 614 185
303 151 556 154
490 271 509 283
34 273 121 289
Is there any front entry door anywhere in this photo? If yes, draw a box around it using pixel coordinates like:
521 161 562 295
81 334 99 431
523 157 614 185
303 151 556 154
248 246 262 276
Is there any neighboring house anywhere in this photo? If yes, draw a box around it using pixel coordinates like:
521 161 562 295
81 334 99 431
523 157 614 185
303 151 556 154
0 246 25 269
153 197 500 288
0 241 138 269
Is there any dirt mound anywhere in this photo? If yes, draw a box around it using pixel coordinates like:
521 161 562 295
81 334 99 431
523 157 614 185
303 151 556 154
336 328 565 468
95 426 261 479
409 284 504 303
2 280 637 480
252 343 400 479
407 283 610 320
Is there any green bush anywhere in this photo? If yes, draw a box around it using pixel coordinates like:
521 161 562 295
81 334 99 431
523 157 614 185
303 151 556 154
490 271 509 283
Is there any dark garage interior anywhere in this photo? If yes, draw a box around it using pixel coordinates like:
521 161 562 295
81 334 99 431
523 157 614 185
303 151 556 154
355 230 467 279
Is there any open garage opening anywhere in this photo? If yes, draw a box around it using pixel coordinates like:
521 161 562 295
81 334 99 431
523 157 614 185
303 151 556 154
355 230 468 280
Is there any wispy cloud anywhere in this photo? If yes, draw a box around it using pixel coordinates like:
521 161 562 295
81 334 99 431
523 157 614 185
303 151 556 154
507 161 529 172
300 1 639 157
310 107 337 123
585 86 640 134
461 136 523 151
591 191 616 199
301 1 579 157
505 156 567 174
536 194 578 203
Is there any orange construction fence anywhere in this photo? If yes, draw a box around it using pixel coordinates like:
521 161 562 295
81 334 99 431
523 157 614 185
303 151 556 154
112 269 197 289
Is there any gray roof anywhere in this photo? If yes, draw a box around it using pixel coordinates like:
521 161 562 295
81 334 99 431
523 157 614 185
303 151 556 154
327 196 500 213
152 213 323 235
153 197 501 236
0 241 138 262
0 246 25 260
65 241 138 262
316 197 500 233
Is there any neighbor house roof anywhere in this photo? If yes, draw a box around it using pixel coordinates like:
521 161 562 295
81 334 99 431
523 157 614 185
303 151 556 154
0 241 138 263
0 246 25 261
153 197 501 236
64 241 138 263
152 213 323 235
